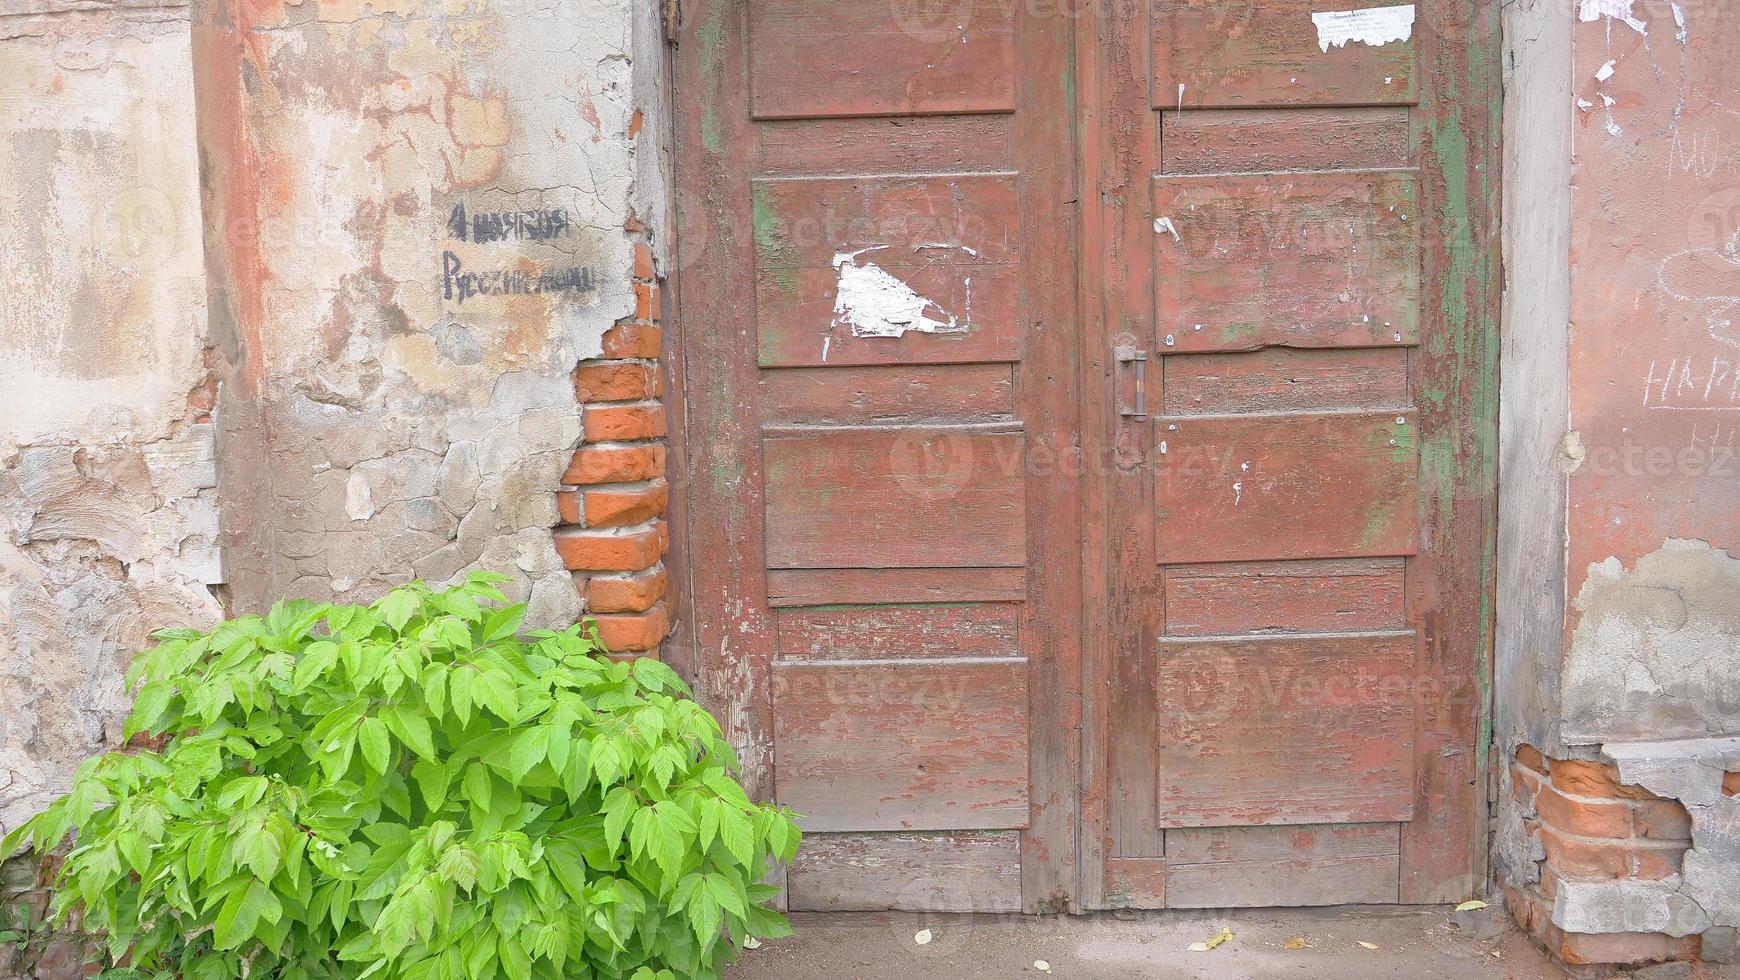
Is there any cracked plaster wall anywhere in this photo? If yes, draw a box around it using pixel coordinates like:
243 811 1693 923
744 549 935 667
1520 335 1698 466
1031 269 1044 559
0 0 223 836
1 0 667 839
1493 0 1740 945
194 0 663 625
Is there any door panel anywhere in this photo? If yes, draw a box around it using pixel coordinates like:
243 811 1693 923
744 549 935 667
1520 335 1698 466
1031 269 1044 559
1153 0 1420 107
1078 0 1497 909
1155 412 1419 563
1153 170 1420 352
673 0 1078 912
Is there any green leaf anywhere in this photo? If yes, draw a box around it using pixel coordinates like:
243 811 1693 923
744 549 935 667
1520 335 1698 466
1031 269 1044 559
291 640 340 694
126 680 175 739
377 589 420 632
214 878 279 949
506 727 547 781
464 764 494 814
383 706 436 760
358 716 391 774
480 605 526 645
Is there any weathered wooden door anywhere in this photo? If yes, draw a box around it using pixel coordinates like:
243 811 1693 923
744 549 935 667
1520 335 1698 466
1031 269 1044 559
669 0 1080 912
1078 0 1497 908
671 0 1496 912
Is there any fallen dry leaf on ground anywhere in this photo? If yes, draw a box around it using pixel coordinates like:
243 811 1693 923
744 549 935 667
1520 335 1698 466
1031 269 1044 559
1357 941 1380 950
1034 960 1052 974
1454 900 1489 912
1187 927 1234 952
1283 936 1310 950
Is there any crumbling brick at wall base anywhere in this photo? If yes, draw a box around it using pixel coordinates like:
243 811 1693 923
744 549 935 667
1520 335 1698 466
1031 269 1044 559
556 239 673 660
1504 745 1739 972
1 854 99 980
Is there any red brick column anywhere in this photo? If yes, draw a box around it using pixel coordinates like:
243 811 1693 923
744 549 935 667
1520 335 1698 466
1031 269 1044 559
554 239 672 657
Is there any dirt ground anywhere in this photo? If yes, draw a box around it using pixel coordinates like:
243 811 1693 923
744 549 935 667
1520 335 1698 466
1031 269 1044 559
725 905 1733 979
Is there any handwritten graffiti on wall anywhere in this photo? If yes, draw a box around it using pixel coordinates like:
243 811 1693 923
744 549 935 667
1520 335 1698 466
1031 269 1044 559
438 200 598 305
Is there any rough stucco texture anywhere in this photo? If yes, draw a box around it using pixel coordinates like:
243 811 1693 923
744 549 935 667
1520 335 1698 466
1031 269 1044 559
200 0 649 626
0 2 223 836
1558 0 1740 745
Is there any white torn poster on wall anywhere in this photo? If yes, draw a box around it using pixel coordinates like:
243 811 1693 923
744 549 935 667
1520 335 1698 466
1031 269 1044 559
1311 3 1415 53
831 245 971 339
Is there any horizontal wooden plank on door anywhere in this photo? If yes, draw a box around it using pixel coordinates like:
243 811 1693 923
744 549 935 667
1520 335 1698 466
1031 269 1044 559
1160 107 1413 175
753 176 1022 367
749 0 1017 119
1164 823 1401 907
757 116 1014 177
772 658 1029 831
760 364 1016 425
1163 558 1407 636
774 602 1019 659
1155 411 1418 564
788 831 1023 912
1162 348 1411 415
763 426 1026 569
1154 0 1420 108
767 567 1026 607
1154 631 1416 827
1152 170 1420 352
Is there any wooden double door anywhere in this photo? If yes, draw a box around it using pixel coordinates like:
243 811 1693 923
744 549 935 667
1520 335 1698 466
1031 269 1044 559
671 0 1497 912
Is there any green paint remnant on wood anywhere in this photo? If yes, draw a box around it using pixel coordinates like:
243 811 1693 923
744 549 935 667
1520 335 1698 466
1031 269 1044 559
697 8 725 154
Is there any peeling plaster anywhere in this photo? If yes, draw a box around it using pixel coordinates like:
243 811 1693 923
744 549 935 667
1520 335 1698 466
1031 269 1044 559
201 0 661 628
0 4 222 836
1562 540 1740 745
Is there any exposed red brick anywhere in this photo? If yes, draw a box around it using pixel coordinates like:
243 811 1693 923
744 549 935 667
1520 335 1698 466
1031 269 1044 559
1725 770 1739 796
584 480 668 528
1536 822 1629 878
584 402 666 442
1512 763 1545 806
554 525 662 572
633 240 654 280
556 489 581 525
1506 882 1697 968
1630 841 1688 879
574 361 660 402
564 444 665 485
1549 758 1660 801
634 281 660 322
592 601 670 652
601 321 662 359
587 564 668 613
1557 931 1696 967
1631 799 1693 840
1515 743 1547 775
1534 782 1631 838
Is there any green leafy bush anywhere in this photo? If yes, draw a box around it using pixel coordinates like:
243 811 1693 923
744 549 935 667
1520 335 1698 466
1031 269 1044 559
2 573 799 980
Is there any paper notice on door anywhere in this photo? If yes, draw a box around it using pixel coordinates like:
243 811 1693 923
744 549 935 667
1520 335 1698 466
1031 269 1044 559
1311 3 1416 53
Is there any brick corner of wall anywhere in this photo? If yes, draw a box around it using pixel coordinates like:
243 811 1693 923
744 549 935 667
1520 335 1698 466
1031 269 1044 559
1501 744 1713 972
555 236 673 661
